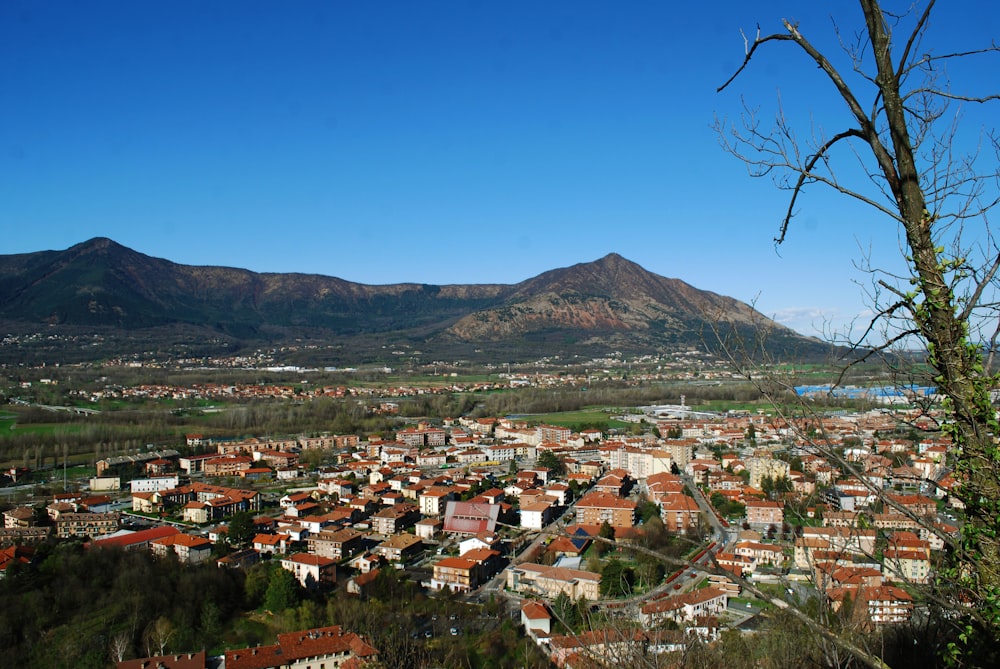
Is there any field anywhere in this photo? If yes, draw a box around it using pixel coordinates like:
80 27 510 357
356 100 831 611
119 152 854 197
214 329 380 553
519 408 634 430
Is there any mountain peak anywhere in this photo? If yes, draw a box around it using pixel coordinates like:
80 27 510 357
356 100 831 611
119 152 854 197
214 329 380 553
75 237 120 251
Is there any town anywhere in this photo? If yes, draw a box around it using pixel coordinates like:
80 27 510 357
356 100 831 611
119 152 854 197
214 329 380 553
0 370 960 669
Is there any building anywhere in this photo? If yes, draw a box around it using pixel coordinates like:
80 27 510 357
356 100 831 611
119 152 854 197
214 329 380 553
370 503 421 535
130 475 180 493
280 553 337 588
117 651 206 669
96 449 180 476
430 557 481 593
414 518 442 540
150 533 213 564
574 491 637 528
660 494 701 532
376 533 423 563
538 424 572 444
520 499 558 530
3 507 36 529
521 600 552 636
418 488 455 516
733 540 785 568
746 457 791 489
639 587 729 625
442 501 501 535
308 527 364 561
55 512 120 539
225 626 377 669
744 499 784 530
204 455 254 476
506 562 601 601
253 533 292 555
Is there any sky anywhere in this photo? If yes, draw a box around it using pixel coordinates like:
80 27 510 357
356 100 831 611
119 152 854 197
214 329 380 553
2 1 998 341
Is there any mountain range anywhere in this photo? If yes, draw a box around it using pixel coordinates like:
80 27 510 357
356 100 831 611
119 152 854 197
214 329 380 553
0 238 827 365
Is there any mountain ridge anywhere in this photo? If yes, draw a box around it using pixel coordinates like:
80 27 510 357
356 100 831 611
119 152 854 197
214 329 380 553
0 238 827 364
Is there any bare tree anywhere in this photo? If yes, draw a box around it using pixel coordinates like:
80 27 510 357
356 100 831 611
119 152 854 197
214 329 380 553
715 0 1000 661
143 616 175 657
109 629 131 664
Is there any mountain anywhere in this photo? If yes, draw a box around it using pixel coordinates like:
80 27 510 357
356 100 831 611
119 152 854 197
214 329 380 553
0 238 827 364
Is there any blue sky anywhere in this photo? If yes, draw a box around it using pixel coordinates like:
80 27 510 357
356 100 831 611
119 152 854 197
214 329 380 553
2 1 997 340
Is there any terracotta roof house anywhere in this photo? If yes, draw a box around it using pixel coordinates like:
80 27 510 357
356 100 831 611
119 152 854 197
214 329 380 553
253 533 291 555
117 651 206 669
92 526 181 552
151 533 213 564
430 557 481 593
280 553 337 588
639 587 729 625
521 600 552 636
225 626 377 669
375 533 423 563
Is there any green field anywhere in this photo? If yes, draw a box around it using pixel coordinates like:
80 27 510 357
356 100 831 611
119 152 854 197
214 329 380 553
523 408 633 430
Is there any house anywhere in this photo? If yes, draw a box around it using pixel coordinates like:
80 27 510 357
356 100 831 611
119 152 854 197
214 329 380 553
117 651 207 669
216 548 261 570
733 540 785 568
137 482 260 520
548 627 648 667
460 547 505 581
182 501 211 524
92 526 181 552
0 545 34 577
883 531 931 584
884 493 938 519
376 533 423 563
370 503 421 535
521 600 552 636
308 527 364 560
280 491 317 509
280 553 337 588
3 507 36 529
506 563 601 601
348 552 386 575
520 499 558 530
430 557 481 593
238 467 274 481
802 526 877 557
862 586 915 626
414 517 443 539
253 533 292 555
130 475 181 493
46 501 76 521
346 567 383 597
545 534 590 560
714 551 753 577
828 585 914 628
419 488 456 516
639 587 729 625
150 533 213 564
225 626 377 669
204 455 254 476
